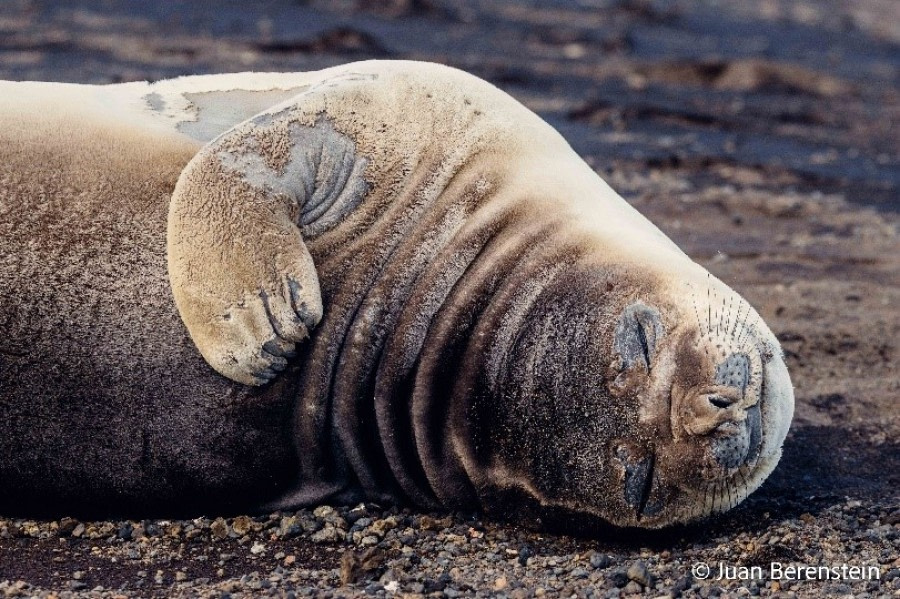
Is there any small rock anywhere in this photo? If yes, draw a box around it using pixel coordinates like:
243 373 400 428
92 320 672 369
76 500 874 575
340 547 386 585
369 516 398 537
417 515 450 531
311 524 343 544
672 574 693 597
408 581 425 593
627 561 653 587
210 517 229 539
279 516 301 539
494 576 508 590
58 518 78 536
424 575 448 592
231 516 252 536
609 570 629 588
250 542 266 555
379 567 401 584
623 580 642 593
313 505 337 520
571 567 588 579
590 553 613 569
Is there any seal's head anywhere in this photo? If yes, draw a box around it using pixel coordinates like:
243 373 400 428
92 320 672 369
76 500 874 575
468 264 794 528
598 278 795 528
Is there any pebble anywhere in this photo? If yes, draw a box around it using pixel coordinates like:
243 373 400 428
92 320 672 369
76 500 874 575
210 517 229 539
250 541 266 555
627 561 653 587
231 516 252 536
590 552 613 569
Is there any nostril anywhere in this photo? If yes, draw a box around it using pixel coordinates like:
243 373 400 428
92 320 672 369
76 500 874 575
708 395 734 409
680 387 743 436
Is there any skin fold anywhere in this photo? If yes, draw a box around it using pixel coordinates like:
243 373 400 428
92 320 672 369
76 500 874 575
0 61 794 527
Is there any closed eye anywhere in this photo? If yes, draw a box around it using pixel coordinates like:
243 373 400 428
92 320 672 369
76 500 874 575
614 302 665 373
636 317 652 370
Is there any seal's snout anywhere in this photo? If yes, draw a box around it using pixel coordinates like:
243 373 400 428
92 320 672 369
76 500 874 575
712 352 764 468
716 353 750 391
674 348 765 472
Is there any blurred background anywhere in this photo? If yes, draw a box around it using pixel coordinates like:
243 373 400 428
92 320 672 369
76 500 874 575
1 0 897 210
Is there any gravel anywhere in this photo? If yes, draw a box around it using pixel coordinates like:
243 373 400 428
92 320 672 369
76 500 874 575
0 496 897 597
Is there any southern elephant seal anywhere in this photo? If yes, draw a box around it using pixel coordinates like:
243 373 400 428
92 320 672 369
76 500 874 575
0 61 794 528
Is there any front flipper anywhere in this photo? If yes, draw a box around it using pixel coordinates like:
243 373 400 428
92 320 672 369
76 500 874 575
167 111 329 386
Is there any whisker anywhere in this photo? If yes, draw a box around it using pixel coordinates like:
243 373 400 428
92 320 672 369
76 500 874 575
735 302 752 347
730 300 745 342
718 296 726 339
737 468 752 497
698 483 711 520
691 288 705 348
724 296 734 342
726 477 734 511
737 308 756 348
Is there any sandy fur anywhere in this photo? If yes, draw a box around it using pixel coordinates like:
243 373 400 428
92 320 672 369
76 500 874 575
0 62 793 526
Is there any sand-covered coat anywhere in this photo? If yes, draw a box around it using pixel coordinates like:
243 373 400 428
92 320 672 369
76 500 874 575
0 61 793 527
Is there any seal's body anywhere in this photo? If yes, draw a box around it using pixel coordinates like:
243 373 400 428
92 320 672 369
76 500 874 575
0 62 793 527
0 76 313 515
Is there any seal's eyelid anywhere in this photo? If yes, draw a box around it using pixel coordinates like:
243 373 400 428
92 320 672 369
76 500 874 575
633 306 664 368
635 313 653 368
614 302 664 373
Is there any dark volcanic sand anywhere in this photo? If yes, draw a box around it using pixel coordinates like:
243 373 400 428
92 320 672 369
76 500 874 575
0 0 897 597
